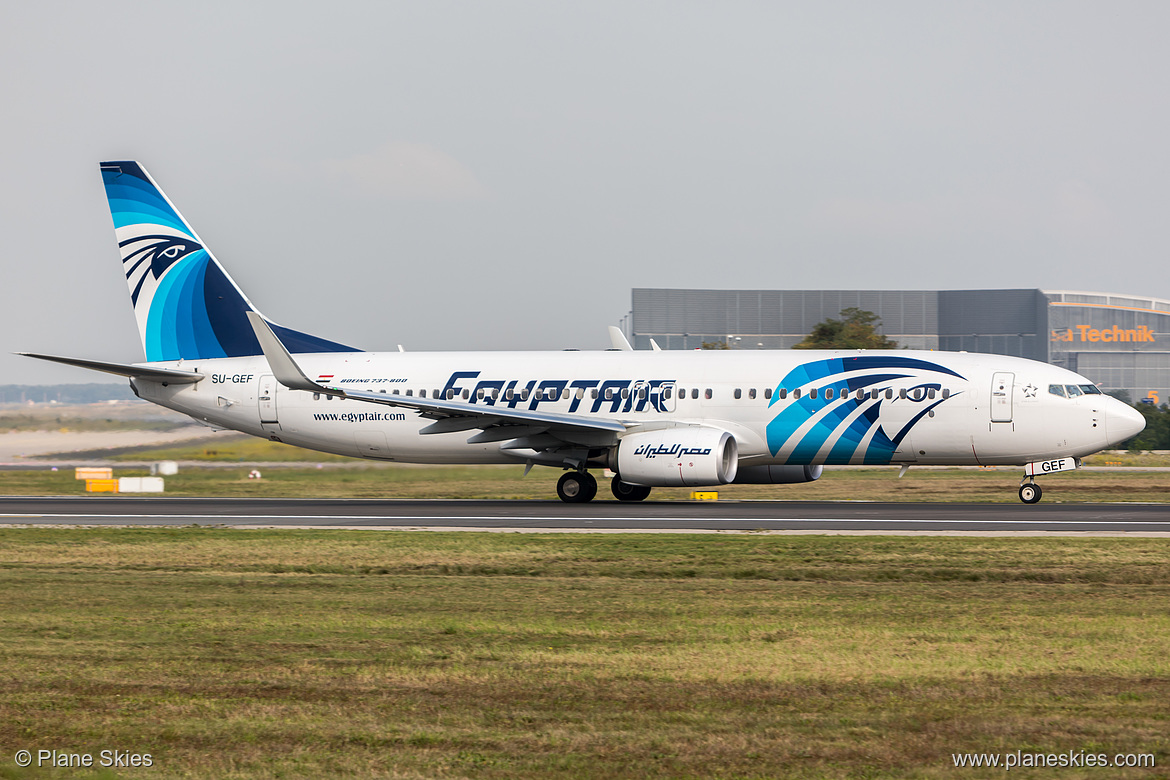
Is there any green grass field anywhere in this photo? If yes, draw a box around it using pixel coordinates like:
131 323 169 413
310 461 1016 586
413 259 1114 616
0 529 1167 779
0 404 188 435
5 461 1170 503
101 434 1170 467
107 435 356 462
1 434 1151 502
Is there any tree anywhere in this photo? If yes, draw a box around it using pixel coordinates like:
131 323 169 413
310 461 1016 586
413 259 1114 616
700 340 730 350
792 307 897 350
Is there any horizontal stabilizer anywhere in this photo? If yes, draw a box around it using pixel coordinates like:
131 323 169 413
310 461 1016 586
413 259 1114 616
17 352 204 384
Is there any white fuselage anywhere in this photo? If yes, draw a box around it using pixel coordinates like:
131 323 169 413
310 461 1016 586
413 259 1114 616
130 348 1139 469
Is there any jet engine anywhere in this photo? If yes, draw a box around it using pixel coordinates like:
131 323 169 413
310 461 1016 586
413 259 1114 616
616 427 738 486
733 464 823 484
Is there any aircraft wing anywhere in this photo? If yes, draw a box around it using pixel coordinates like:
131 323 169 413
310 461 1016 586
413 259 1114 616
17 352 205 384
341 387 628 445
246 313 628 446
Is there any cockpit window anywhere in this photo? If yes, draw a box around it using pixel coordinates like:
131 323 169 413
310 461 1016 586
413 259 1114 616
1048 384 1067 398
1079 384 1102 395
1065 385 1083 397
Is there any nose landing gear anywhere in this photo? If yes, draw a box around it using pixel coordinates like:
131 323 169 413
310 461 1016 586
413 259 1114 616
1018 480 1043 504
1017 457 1078 504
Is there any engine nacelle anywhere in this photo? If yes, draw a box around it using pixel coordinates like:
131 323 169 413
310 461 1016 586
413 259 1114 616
733 464 823 484
616 428 738 487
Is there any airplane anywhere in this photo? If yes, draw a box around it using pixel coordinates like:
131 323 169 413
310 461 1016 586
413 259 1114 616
20 161 1146 504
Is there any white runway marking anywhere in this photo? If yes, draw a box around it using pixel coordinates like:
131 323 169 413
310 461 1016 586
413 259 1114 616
3 513 1170 527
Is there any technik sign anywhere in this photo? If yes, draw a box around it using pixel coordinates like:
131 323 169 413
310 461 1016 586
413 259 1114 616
1051 325 1156 344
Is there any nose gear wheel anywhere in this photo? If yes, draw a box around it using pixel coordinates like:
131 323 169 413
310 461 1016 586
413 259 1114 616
1018 481 1043 504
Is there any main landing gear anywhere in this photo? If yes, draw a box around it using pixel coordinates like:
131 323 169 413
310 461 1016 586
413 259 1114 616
556 471 597 503
611 476 651 502
554 471 653 503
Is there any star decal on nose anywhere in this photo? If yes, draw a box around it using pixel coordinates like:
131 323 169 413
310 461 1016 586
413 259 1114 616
1023 384 1038 398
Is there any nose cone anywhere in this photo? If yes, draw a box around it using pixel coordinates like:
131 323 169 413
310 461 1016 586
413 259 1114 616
1106 400 1146 446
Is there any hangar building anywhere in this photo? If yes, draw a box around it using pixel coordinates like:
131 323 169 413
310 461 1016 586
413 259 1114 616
630 288 1170 403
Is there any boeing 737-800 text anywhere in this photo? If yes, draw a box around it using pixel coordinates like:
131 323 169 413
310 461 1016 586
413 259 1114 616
20 162 1146 503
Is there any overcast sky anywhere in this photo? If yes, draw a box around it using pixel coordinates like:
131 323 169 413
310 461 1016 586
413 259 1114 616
3 1 1168 383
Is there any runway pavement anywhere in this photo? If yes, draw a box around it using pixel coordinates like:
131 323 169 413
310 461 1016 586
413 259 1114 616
1 496 1169 534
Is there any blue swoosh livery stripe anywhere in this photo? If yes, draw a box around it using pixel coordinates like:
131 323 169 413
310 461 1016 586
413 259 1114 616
766 357 966 465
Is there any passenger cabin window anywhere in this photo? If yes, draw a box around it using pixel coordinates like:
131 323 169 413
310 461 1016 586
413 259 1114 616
927 388 936 400
692 388 699 399
591 388 598 399
420 389 427 398
942 388 950 399
778 388 787 400
793 389 801 400
663 387 673 400
809 388 818 400
749 388 757 400
764 388 772 400
734 388 742 400
899 389 907 400
825 388 834 400
704 388 712 399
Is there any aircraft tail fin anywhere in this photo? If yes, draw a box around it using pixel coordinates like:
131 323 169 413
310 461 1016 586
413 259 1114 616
99 161 356 361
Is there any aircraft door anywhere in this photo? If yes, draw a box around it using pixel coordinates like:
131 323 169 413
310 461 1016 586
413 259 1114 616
258 374 279 426
990 372 1014 423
